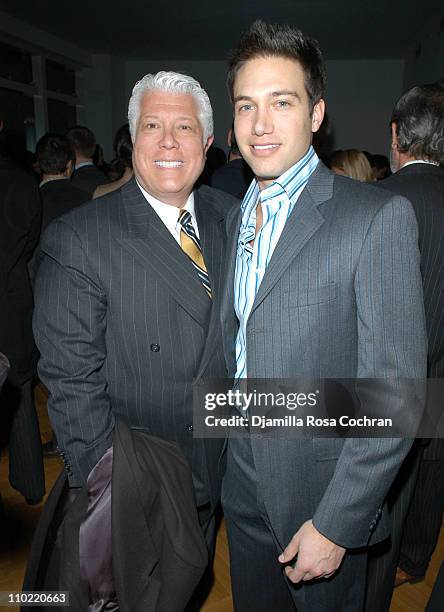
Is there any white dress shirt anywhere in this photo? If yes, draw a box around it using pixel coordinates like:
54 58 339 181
136 180 200 242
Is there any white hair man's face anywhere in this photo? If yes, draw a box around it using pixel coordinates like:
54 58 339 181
133 90 213 207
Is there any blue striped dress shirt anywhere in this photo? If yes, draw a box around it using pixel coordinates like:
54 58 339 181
234 146 319 379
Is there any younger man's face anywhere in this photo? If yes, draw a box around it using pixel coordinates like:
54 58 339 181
233 56 324 190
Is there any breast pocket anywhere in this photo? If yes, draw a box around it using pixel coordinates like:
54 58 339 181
284 282 337 308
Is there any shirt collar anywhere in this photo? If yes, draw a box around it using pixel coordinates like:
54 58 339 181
262 146 318 201
75 161 94 170
241 146 318 214
136 179 195 234
240 146 319 223
401 159 440 169
39 176 69 188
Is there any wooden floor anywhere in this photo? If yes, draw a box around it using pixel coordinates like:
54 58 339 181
0 383 442 611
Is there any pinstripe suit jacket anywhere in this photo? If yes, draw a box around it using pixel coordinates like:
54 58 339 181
33 178 237 505
220 162 427 549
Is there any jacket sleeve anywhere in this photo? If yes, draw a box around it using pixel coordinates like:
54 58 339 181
33 217 115 487
312 195 427 548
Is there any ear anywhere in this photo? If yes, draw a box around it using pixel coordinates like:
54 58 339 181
311 99 325 133
227 128 232 148
65 159 74 177
204 135 214 155
390 122 398 148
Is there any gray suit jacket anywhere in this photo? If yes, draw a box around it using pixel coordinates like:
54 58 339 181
33 178 237 506
220 162 427 549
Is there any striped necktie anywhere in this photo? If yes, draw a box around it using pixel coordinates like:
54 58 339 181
178 209 212 298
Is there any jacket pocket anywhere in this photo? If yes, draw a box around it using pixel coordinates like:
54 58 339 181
284 282 337 307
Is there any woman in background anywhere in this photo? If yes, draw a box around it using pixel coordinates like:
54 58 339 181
329 149 374 182
93 124 133 198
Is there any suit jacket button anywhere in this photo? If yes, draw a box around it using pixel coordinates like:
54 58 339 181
150 343 160 352
186 424 193 432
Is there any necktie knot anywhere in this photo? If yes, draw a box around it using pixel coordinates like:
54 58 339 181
179 209 192 227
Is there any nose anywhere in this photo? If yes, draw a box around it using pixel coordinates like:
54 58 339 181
159 125 179 149
253 105 273 136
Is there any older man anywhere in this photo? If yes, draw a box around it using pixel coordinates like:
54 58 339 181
220 21 427 612
33 71 237 607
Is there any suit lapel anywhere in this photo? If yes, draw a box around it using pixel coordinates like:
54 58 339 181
194 189 228 380
219 208 242 372
116 179 209 327
194 189 224 300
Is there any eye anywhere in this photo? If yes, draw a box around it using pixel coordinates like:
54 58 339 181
178 124 193 131
144 122 158 129
276 100 290 108
237 103 254 113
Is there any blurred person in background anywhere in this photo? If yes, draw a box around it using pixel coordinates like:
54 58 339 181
94 124 133 198
0 117 45 506
67 125 110 197
36 133 89 230
363 152 391 180
211 122 253 199
329 149 374 182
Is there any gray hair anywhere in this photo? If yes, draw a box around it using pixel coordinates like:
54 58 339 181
391 82 444 165
128 71 214 143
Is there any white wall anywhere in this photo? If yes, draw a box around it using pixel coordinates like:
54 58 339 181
325 60 405 155
403 16 444 89
82 55 127 158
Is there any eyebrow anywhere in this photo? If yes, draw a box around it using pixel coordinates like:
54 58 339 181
140 114 196 121
270 90 301 100
233 90 301 104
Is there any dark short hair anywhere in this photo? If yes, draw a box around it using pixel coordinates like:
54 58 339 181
227 20 326 113
36 133 75 174
391 82 444 164
66 125 96 158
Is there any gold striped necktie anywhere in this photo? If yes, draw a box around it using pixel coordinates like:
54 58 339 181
178 209 212 298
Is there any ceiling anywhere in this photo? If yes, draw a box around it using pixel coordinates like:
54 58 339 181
0 0 442 60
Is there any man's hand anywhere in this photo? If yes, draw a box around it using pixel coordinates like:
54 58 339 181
278 520 346 583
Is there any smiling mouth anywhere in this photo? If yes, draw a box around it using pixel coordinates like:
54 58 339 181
154 161 184 168
252 144 280 150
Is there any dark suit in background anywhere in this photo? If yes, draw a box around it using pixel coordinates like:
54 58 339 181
70 163 109 197
211 157 253 199
0 156 45 503
40 178 89 230
366 162 444 610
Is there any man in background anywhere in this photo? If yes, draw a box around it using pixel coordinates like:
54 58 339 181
36 133 89 231
67 125 109 196
0 118 45 506
211 123 253 198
